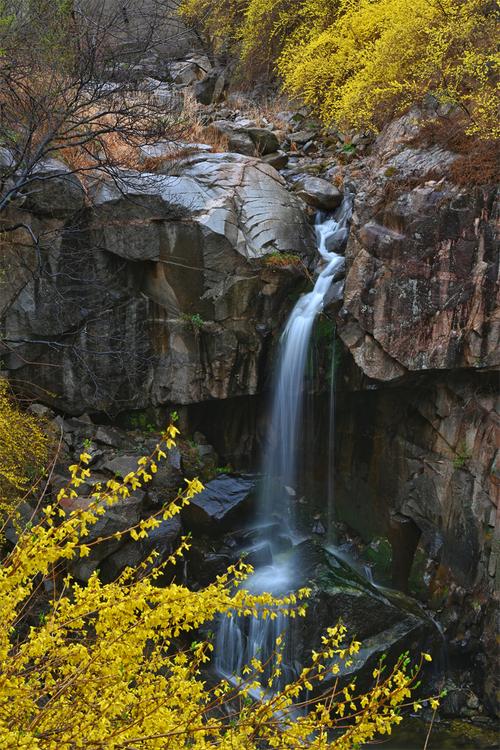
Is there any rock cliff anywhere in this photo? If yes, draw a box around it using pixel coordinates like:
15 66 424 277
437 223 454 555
1 153 315 413
334 110 499 715
339 111 498 379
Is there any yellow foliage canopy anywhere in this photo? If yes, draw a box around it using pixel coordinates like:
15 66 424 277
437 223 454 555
0 380 47 513
180 0 499 139
278 0 499 138
0 414 435 748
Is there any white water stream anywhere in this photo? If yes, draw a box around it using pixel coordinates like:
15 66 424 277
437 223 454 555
214 194 353 690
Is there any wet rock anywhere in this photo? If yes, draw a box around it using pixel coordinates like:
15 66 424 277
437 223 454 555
243 541 273 568
99 514 182 583
187 548 235 588
292 547 437 692
293 174 343 210
262 151 288 170
182 474 256 532
334 370 499 714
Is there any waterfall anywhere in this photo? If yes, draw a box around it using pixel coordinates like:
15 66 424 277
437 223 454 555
259 194 352 534
214 193 353 691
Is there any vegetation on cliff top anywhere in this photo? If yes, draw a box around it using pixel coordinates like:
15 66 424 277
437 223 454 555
180 0 499 139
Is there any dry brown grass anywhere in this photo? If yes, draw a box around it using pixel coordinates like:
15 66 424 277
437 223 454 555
449 141 499 186
263 252 303 269
413 115 500 186
226 92 291 131
179 92 230 152
183 123 230 153
58 129 141 174
380 169 445 202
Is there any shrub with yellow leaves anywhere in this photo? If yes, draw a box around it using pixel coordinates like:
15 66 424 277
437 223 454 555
278 0 498 139
181 0 498 139
0 415 439 748
0 380 48 518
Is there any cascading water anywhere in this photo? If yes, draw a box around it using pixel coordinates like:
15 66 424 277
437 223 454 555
214 193 353 691
259 195 352 533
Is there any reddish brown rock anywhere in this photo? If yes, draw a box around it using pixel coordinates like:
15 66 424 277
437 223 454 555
339 111 499 380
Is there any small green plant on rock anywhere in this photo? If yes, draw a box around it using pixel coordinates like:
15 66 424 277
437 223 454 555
453 443 472 469
215 464 233 475
181 312 206 330
129 412 157 434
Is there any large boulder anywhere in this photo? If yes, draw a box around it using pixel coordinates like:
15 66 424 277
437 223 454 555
182 474 256 532
292 174 343 211
209 121 280 157
1 152 315 413
294 548 438 692
334 372 499 714
22 158 86 219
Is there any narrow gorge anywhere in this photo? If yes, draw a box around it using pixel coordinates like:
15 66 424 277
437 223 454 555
0 2 498 747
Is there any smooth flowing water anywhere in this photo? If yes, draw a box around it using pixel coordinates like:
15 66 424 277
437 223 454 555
214 195 353 689
259 196 352 534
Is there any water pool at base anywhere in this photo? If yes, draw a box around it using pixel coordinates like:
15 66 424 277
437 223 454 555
382 718 498 749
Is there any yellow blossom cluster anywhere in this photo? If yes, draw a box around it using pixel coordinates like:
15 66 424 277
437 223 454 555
180 0 498 139
0 380 48 518
0 416 438 748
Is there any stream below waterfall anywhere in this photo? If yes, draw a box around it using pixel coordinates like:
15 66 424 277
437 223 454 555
214 195 353 691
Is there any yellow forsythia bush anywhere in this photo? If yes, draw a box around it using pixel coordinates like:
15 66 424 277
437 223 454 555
0 380 47 516
0 417 437 748
181 0 498 139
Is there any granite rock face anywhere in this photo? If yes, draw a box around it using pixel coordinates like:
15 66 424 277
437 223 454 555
338 111 499 380
182 474 256 532
334 371 499 714
332 109 499 716
1 152 315 413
